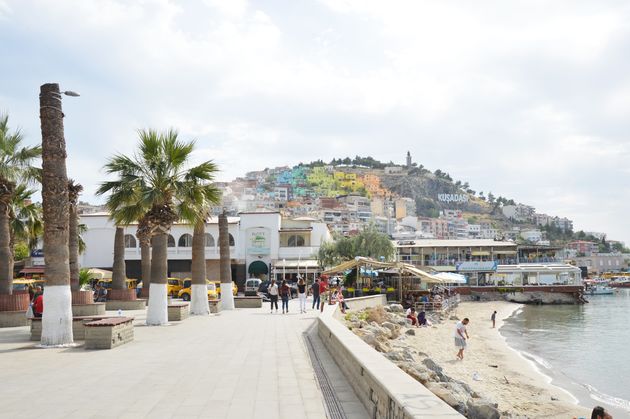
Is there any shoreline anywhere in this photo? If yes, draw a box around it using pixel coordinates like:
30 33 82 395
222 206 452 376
405 301 591 418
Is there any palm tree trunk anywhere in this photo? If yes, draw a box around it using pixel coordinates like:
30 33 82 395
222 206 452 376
0 203 12 295
219 212 234 310
39 83 73 346
140 241 151 298
112 226 126 290
146 231 168 325
68 204 79 291
191 220 208 315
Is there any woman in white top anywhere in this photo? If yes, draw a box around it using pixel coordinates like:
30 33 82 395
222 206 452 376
268 279 279 313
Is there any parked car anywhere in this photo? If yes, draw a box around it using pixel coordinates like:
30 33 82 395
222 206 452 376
209 280 238 297
167 278 185 297
178 280 219 301
244 278 262 296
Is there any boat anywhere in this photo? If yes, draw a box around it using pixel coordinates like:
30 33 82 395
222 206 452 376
609 277 630 288
584 279 615 295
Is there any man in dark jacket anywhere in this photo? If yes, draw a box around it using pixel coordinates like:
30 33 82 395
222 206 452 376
311 279 320 310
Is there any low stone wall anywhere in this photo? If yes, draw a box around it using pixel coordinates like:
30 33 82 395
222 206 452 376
458 286 583 304
72 303 106 316
168 303 190 321
209 299 221 313
234 296 262 308
317 295 463 419
84 317 134 349
0 311 29 327
31 316 114 340
105 299 146 311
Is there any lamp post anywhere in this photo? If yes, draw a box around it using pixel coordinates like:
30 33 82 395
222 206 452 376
39 83 79 346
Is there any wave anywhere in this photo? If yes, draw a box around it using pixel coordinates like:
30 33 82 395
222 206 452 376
519 350 553 370
584 383 630 413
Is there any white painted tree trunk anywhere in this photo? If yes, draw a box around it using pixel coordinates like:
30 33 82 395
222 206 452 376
190 284 209 315
221 290 235 310
40 285 74 346
146 283 168 325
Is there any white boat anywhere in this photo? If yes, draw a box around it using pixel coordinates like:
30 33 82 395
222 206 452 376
584 281 615 295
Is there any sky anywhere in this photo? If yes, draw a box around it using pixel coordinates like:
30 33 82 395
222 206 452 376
1 0 629 244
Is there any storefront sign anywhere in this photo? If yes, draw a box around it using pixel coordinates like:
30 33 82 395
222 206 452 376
247 228 270 255
456 261 497 272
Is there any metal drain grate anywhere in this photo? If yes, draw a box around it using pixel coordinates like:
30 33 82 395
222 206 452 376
304 329 347 419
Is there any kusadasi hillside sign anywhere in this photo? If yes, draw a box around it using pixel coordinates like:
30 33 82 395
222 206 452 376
437 194 469 204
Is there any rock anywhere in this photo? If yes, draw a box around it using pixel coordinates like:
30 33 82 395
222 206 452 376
389 303 404 313
383 305 392 312
398 362 434 385
382 321 397 332
405 328 415 336
426 382 468 414
449 315 459 320
381 321 400 339
395 318 407 326
374 340 392 353
466 399 500 419
422 358 448 382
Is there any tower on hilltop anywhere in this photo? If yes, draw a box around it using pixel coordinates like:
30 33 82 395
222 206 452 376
406 151 412 170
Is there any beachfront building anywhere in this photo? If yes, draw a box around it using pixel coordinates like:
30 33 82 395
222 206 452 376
79 210 333 289
489 264 583 286
567 240 598 256
571 253 628 275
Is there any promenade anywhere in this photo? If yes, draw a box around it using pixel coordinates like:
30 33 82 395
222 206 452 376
0 299 367 419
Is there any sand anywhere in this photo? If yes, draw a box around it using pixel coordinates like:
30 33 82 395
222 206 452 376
406 301 592 418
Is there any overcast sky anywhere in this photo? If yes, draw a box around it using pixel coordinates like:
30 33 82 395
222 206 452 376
1 0 629 244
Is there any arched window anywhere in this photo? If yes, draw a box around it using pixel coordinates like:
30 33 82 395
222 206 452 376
287 235 305 247
178 233 193 248
204 233 215 247
229 233 235 246
124 234 137 248
167 234 176 248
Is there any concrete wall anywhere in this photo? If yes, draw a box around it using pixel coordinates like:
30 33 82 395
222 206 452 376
318 296 463 418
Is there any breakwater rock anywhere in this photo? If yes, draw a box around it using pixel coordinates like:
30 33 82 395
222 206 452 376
345 304 503 418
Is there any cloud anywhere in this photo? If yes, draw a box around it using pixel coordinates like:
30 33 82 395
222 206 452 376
1 0 630 244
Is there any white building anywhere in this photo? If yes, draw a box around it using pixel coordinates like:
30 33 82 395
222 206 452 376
502 204 535 221
79 211 333 289
520 229 543 243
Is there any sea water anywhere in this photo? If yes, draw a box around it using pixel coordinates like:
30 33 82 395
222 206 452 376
501 289 630 417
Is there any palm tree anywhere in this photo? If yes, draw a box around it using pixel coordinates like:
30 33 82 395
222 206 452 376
0 113 41 295
68 180 83 292
9 185 43 281
97 128 220 325
219 211 234 310
39 83 72 346
112 226 126 291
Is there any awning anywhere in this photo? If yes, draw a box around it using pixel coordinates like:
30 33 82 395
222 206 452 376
456 261 498 272
322 257 447 283
434 272 467 283
275 260 320 269
471 251 490 256
493 250 517 255
428 266 457 272
248 261 269 275
85 268 113 280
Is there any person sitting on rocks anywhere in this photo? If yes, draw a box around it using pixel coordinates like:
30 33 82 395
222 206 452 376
418 310 427 326
406 307 419 327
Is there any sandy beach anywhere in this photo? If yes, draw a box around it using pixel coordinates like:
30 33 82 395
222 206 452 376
406 301 591 418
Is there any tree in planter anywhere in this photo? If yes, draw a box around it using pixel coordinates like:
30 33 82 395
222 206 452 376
0 113 41 295
97 129 219 325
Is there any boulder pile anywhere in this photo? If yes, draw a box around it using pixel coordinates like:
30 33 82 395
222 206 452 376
345 304 502 419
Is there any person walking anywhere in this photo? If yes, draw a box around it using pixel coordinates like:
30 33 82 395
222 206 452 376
297 278 307 313
268 279 279 313
491 310 497 328
280 280 291 314
319 277 329 313
454 318 470 360
311 278 320 310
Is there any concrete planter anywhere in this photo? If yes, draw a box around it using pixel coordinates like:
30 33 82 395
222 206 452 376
72 290 94 305
0 293 30 312
108 289 137 301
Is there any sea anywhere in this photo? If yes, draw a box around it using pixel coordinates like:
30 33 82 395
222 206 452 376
501 289 630 418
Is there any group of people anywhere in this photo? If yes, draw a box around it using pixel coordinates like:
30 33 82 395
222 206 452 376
267 276 348 314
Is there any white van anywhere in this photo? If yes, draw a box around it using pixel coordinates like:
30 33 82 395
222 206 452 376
244 278 262 296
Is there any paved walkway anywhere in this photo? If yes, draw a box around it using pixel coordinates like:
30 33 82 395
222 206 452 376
0 298 367 419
